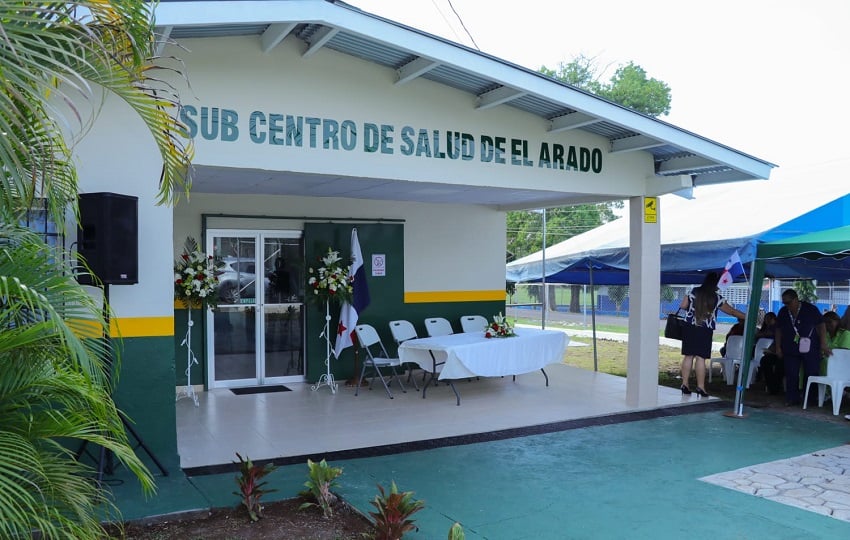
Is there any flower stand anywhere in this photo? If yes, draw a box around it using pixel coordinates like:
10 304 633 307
311 300 338 393
176 306 200 406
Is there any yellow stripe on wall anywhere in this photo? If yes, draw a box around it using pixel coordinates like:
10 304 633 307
404 290 505 303
111 317 175 338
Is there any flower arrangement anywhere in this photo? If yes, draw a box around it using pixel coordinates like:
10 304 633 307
307 247 353 305
174 236 222 309
484 312 516 338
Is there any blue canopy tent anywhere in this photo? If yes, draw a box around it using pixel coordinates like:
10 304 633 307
507 180 850 286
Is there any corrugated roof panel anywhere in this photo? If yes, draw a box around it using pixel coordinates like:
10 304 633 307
509 94 575 119
325 31 414 68
422 64 495 95
582 121 637 139
170 23 268 39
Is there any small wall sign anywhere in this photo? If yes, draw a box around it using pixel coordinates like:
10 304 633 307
372 254 386 276
644 197 657 223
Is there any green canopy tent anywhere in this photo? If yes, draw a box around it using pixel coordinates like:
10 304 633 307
734 225 850 416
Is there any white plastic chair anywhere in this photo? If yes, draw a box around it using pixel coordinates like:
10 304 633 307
709 335 744 385
745 338 774 389
389 319 421 390
460 315 488 333
353 324 406 399
804 348 850 415
424 317 453 337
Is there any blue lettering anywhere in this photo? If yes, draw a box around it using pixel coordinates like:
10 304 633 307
340 120 356 150
269 114 284 146
480 135 494 162
323 119 339 149
538 143 551 168
249 111 266 144
380 124 394 155
286 116 302 146
494 137 506 164
461 133 474 160
179 105 198 138
364 123 379 152
200 107 219 140
220 109 238 142
305 117 321 148
415 129 432 157
400 126 415 155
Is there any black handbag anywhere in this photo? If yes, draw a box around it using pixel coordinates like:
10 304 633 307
664 309 687 340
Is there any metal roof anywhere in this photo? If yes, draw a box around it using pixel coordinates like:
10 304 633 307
155 0 776 207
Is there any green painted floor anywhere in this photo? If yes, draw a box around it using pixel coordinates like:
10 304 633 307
109 409 850 539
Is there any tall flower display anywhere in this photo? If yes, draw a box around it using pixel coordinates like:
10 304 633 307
307 247 353 305
174 237 223 309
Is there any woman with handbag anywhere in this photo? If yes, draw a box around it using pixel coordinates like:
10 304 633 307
679 271 747 397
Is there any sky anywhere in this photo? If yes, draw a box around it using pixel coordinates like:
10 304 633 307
350 0 850 195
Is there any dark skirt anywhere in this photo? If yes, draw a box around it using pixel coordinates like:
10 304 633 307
681 324 713 359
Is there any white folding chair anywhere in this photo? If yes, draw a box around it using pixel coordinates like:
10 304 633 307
804 348 850 415
460 315 488 333
388 319 421 390
353 324 406 399
709 335 743 385
745 338 774 389
424 317 453 337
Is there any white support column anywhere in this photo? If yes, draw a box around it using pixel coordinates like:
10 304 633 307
626 196 661 407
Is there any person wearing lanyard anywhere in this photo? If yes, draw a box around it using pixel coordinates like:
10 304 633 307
775 289 830 407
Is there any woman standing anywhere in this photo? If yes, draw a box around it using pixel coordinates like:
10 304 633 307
679 272 747 397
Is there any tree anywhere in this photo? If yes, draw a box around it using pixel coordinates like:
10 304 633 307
794 280 818 303
507 56 672 312
607 285 629 315
0 2 192 537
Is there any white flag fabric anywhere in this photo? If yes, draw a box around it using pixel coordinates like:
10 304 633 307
333 228 370 358
718 250 746 290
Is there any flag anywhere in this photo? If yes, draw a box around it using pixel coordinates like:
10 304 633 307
333 228 371 358
717 249 746 290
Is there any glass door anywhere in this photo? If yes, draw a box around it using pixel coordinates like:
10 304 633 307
207 230 305 388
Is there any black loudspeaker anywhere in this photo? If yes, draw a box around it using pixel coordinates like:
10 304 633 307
77 192 138 285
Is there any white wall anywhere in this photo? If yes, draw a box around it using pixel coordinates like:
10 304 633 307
71 94 175 320
168 36 653 198
175 193 505 293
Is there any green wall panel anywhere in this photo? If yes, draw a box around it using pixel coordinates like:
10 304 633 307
174 307 207 386
303 222 505 381
113 335 180 471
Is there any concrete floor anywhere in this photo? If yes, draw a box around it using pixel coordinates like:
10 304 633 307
104 358 850 538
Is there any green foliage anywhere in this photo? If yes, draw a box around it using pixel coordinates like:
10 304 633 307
367 481 425 540
598 62 672 117
794 280 818 303
448 521 466 540
0 2 193 536
539 54 603 92
299 459 343 518
233 453 277 522
607 285 629 313
539 55 672 118
661 285 677 303
506 204 620 261
0 225 154 539
508 55 671 264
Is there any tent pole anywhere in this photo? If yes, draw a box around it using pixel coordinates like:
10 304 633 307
590 263 598 371
541 208 547 330
726 259 765 419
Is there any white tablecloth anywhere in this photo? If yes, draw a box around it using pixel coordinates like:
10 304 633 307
398 327 568 380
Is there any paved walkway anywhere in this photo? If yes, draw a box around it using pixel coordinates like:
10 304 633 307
511 307 727 351
703 444 850 522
